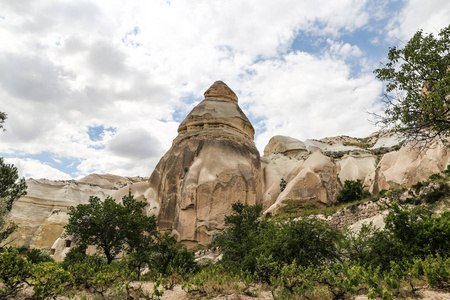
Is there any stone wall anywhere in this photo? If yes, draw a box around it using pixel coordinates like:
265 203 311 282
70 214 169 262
326 200 385 230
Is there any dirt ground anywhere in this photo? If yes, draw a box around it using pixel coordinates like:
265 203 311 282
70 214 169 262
12 282 450 299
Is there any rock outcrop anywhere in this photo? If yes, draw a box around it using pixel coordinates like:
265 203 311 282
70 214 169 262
6 175 148 249
147 81 262 247
262 132 450 215
365 140 450 193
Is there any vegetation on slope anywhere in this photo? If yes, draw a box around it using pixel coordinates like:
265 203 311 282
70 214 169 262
1 166 449 299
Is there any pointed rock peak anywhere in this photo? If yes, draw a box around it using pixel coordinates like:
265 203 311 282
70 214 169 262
204 81 238 103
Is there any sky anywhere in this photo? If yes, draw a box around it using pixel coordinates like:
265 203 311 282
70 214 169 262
1 0 449 180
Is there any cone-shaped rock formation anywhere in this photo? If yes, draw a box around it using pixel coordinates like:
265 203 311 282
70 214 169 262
147 81 262 247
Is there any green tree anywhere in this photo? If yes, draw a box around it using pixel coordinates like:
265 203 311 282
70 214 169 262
259 217 342 268
374 25 450 147
337 179 370 203
0 111 6 131
215 202 263 271
64 194 157 264
0 157 27 246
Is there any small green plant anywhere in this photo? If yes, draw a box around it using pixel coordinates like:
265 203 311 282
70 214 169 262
337 179 370 203
280 178 287 192
26 248 53 264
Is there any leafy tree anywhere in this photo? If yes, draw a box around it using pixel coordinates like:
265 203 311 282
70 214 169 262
215 202 263 271
0 157 27 246
0 157 27 212
337 179 370 203
260 217 342 268
64 193 157 264
374 25 450 147
149 232 197 279
0 111 6 131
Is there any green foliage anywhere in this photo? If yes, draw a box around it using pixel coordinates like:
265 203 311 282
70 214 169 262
337 179 370 203
149 232 198 279
422 254 450 288
280 178 287 192
216 203 342 274
30 262 73 299
215 202 263 271
314 262 363 300
0 157 27 247
259 217 342 268
341 203 450 272
0 247 33 298
26 248 53 264
0 112 5 131
64 193 157 264
384 203 450 259
0 157 27 212
374 25 450 146
62 247 111 290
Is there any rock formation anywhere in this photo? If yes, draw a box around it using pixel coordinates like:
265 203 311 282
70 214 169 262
146 81 262 247
6 81 450 254
365 140 450 193
262 132 450 215
6 175 148 249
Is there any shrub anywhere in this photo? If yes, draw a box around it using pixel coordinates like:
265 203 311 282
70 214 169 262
30 262 73 299
0 247 33 298
337 179 370 203
215 202 263 272
259 217 342 268
26 248 53 264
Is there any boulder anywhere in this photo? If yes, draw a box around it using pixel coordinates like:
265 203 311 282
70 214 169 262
147 81 262 247
263 135 308 157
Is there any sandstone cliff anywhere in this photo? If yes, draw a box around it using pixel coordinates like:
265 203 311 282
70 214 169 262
146 81 262 247
6 175 148 249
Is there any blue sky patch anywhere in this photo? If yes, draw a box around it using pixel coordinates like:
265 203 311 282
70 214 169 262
1 151 82 178
88 125 116 142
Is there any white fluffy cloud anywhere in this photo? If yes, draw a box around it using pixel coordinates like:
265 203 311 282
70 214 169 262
387 0 450 41
0 0 448 179
4 158 72 180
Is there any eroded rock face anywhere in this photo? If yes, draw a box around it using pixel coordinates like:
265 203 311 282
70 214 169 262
365 140 450 193
147 81 261 247
263 150 339 215
262 133 450 216
7 175 148 249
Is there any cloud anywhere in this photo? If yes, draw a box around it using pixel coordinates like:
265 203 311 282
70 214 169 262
4 158 72 180
107 128 162 159
0 0 445 180
237 51 382 151
387 0 450 41
326 39 363 59
0 52 68 102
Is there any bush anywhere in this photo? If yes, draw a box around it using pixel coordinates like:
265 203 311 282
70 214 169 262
0 247 33 298
148 232 198 279
30 262 73 299
216 203 342 274
259 217 342 268
337 179 370 203
26 248 53 264
215 202 263 272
